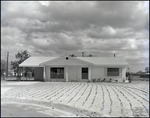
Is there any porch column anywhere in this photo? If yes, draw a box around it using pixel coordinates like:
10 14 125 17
88 66 91 81
23 67 24 80
66 66 68 82
43 66 46 81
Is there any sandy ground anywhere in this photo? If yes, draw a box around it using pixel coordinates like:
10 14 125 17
1 98 77 117
1 81 79 117
1 80 149 117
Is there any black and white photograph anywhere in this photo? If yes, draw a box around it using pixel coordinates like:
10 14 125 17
1 1 149 117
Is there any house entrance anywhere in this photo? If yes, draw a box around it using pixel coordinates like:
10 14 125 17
82 67 88 79
50 67 64 80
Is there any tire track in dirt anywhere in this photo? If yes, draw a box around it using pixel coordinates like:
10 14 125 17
38 83 71 100
91 83 103 113
89 83 98 109
27 84 48 97
63 83 82 103
32 83 72 99
2 86 26 98
114 86 134 116
21 86 38 97
121 87 149 114
48 83 78 100
110 86 123 115
9 86 31 98
46 83 74 98
127 87 147 96
82 83 93 107
56 83 82 100
67 83 85 103
36 85 57 98
71 83 87 106
100 84 104 111
111 84 148 94
104 85 113 115
58 83 81 102
27 86 51 98
27 84 56 99
49 84 77 100
73 83 89 106
125 88 149 102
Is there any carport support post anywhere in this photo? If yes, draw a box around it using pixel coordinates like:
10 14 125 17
88 66 91 81
22 67 25 80
43 66 46 81
66 66 68 82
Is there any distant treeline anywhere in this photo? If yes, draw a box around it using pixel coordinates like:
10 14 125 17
126 72 149 78
139 74 149 78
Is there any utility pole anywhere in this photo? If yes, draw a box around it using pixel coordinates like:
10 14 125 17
6 52 9 76
82 52 85 57
114 54 115 57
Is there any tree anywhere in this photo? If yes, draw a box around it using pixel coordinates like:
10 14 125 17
11 50 30 80
88 54 93 57
145 67 149 73
70 54 77 57
1 59 7 78
136 70 144 74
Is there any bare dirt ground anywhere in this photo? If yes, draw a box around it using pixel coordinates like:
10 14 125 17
1 80 149 117
1 98 77 117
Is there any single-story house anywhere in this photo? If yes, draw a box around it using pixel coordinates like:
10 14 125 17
19 55 129 82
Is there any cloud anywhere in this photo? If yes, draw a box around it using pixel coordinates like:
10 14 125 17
1 1 149 72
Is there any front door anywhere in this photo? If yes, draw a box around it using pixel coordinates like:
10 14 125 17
82 67 88 79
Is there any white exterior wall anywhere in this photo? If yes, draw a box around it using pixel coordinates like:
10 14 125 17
105 67 123 82
90 66 126 82
44 56 127 82
78 67 81 81
45 66 127 82
91 66 105 79
68 66 78 81
44 57 91 82
88 66 91 81
65 66 68 82
67 66 89 82
45 66 50 81
122 67 126 80
43 66 46 81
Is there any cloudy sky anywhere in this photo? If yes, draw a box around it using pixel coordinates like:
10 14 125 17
1 1 149 72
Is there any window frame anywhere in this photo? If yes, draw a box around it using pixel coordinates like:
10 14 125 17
50 67 64 79
82 67 88 79
107 68 119 76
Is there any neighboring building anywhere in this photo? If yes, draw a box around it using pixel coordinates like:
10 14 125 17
19 55 129 82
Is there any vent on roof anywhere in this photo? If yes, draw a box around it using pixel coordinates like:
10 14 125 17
114 54 116 57
66 57 69 60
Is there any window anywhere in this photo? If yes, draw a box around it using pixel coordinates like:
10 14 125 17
51 68 64 79
107 68 119 76
82 68 88 79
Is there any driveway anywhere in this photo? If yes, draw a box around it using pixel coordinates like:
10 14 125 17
1 80 149 117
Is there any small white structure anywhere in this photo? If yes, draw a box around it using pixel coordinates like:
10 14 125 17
19 55 129 82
